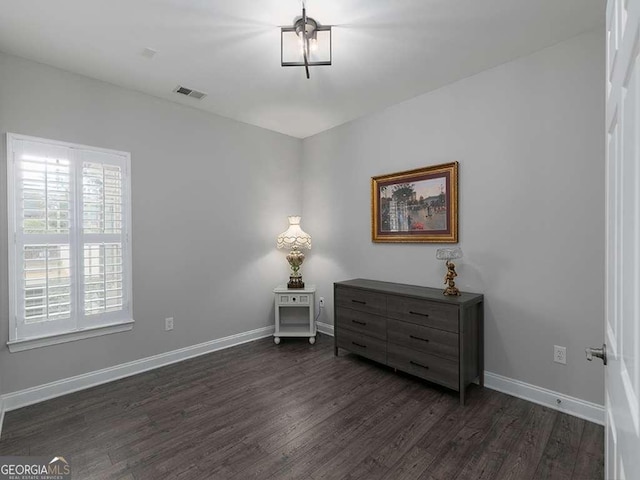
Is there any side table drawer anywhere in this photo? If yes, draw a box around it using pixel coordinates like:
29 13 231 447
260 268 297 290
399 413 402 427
387 319 458 361
387 343 458 390
336 307 387 340
337 328 386 364
277 293 311 306
387 296 458 333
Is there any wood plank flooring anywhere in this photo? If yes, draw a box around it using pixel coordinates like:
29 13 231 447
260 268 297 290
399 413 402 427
0 334 604 479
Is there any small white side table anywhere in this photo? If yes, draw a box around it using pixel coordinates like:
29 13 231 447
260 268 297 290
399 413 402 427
273 285 316 345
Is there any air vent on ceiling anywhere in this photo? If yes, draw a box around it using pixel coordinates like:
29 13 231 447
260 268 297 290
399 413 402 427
174 85 207 100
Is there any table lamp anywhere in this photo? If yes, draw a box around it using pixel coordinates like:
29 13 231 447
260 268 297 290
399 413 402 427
436 247 463 296
277 216 312 289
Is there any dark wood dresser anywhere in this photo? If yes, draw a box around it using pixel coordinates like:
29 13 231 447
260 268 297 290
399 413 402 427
334 278 484 404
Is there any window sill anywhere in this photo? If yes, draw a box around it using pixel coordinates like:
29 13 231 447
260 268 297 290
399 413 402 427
7 320 134 353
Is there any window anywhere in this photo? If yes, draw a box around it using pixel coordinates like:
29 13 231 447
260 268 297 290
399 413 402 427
6 133 133 351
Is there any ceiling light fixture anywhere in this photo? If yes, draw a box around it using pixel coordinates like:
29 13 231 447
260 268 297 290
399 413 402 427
281 3 332 79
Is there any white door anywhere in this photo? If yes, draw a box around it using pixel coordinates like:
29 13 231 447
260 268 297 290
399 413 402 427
603 0 640 478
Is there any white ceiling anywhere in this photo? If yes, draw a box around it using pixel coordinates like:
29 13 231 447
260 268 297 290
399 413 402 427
0 0 603 138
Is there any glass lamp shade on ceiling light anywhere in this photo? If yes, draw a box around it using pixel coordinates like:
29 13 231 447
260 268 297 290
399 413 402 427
281 6 332 79
277 216 311 289
281 28 331 65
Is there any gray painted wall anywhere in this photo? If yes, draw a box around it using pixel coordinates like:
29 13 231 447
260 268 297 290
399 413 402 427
302 30 605 404
0 29 605 406
0 52 302 393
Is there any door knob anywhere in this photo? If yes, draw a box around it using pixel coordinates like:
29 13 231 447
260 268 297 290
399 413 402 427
585 344 607 365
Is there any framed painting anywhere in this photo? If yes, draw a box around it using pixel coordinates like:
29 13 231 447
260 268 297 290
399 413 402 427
371 162 458 243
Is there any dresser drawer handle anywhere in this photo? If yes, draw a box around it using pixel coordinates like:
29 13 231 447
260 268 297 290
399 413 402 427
352 320 367 326
409 335 429 343
409 311 429 318
410 361 429 370
352 341 367 349
352 300 367 305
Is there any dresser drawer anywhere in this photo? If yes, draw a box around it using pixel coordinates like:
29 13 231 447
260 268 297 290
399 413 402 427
336 307 387 340
387 319 458 361
335 286 386 316
387 343 458 390
387 296 458 333
336 328 386 364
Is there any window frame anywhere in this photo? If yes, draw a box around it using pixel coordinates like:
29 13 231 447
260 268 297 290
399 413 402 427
6 133 133 352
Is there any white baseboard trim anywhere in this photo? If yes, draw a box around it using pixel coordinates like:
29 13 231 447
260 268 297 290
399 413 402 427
1 326 274 415
317 321 334 336
484 371 604 425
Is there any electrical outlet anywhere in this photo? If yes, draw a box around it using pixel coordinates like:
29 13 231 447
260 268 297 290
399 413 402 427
165 317 174 331
319 297 325 308
554 345 566 364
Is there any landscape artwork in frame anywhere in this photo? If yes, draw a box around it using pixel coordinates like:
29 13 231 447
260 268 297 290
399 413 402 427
371 162 458 243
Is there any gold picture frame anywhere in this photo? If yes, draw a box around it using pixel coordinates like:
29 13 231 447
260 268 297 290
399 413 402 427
371 162 458 243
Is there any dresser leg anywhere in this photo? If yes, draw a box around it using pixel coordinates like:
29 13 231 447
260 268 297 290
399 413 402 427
459 387 466 405
334 346 338 356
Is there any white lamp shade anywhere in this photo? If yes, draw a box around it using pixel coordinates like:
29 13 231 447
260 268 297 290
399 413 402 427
436 247 463 261
277 216 312 250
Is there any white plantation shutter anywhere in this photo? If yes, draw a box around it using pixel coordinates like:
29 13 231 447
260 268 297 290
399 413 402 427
12 140 77 339
7 134 132 347
84 243 124 315
79 151 129 327
23 245 72 322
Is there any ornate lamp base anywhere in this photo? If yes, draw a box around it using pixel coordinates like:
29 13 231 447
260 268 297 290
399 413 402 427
287 275 305 289
443 260 462 296
286 248 306 289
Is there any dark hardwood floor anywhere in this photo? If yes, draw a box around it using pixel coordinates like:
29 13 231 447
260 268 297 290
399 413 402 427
0 334 604 479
